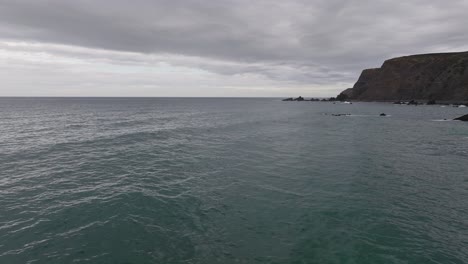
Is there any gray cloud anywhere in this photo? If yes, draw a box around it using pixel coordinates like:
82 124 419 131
0 0 467 96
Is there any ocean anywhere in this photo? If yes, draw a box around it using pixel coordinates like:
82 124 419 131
0 98 467 264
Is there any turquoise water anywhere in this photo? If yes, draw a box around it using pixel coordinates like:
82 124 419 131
0 98 467 264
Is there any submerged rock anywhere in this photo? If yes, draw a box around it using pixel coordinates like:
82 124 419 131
454 114 468 121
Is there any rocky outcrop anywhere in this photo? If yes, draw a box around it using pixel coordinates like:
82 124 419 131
282 96 305 101
454 114 468 121
339 52 468 101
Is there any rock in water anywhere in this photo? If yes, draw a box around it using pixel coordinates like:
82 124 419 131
454 114 468 121
282 96 305 101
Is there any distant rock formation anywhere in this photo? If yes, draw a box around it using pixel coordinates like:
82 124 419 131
454 114 468 121
282 96 305 101
282 96 337 102
338 52 468 101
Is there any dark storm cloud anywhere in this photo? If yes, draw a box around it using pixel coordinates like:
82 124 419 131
1 0 468 86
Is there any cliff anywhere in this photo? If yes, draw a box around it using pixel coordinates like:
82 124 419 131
339 52 468 101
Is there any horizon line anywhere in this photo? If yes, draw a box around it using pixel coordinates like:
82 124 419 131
0 96 334 99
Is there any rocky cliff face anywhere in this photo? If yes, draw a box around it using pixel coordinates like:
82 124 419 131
340 52 468 101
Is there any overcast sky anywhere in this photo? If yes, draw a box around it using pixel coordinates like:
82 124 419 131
1 0 467 97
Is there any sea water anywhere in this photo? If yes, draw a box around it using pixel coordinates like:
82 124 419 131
0 98 467 264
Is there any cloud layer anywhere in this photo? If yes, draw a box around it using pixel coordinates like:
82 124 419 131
1 0 467 96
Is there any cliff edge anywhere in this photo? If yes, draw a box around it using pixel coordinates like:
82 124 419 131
339 52 468 101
